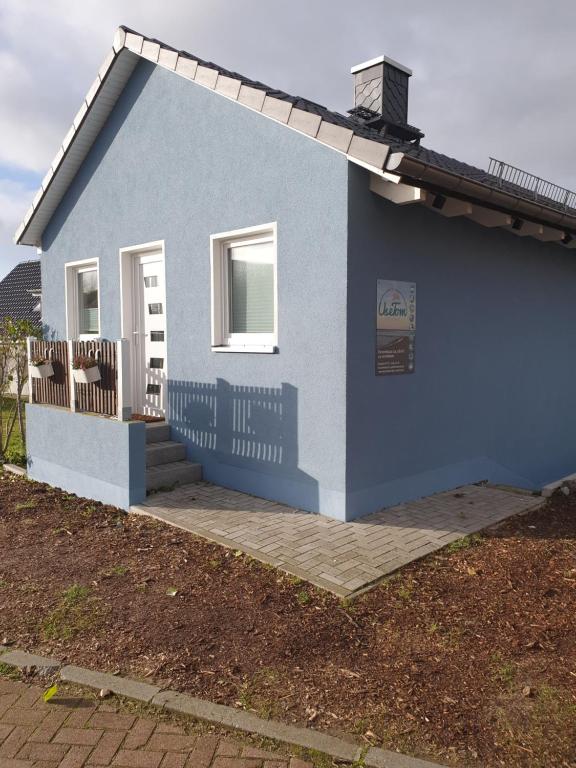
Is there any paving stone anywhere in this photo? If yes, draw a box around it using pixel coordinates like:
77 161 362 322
17 741 68 761
65 706 99 728
53 727 103 746
112 750 164 768
215 739 241 756
0 727 35 758
183 734 219 768
122 719 155 750
146 734 195 753
2 709 47 726
88 712 136 731
59 746 94 768
0 722 15 742
86 731 126 766
132 482 541 596
159 754 187 768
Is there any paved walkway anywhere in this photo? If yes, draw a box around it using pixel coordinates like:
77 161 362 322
0 678 311 768
132 482 543 597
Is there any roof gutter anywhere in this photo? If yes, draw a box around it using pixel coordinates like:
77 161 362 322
386 152 576 231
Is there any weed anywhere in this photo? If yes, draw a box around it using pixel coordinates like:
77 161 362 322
15 500 36 511
0 662 21 681
236 669 281 720
0 579 7 589
297 590 311 605
427 621 440 634
102 565 128 577
397 580 414 600
81 505 97 518
340 597 357 612
208 558 221 570
40 584 101 640
493 660 517 686
287 575 302 586
445 533 482 553
352 716 370 734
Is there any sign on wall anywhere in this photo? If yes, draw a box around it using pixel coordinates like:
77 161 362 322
376 279 416 375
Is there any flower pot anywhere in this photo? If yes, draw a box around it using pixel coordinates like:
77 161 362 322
73 365 101 384
30 362 54 379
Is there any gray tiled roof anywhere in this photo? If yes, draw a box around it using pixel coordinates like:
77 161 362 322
133 26 569 218
0 260 41 328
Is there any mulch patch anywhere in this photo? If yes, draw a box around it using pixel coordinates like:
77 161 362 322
0 472 575 768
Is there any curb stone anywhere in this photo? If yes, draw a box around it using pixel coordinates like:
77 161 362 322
153 690 361 762
2 463 27 477
0 650 448 768
0 649 61 674
60 664 160 703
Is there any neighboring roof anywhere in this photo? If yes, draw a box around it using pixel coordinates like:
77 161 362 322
0 260 41 328
14 26 576 247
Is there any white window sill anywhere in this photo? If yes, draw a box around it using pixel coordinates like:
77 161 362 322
211 345 277 354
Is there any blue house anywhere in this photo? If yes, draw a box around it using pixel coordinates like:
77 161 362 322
16 27 576 520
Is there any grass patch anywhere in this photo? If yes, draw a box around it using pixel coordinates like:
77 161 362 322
297 590 311 605
236 669 282 720
15 500 36 511
40 584 102 640
0 662 21 681
397 579 415 600
445 533 482 553
101 565 128 577
0 396 25 460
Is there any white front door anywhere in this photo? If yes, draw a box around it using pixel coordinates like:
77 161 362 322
132 251 167 417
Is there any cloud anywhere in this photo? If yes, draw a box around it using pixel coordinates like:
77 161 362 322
2 0 576 276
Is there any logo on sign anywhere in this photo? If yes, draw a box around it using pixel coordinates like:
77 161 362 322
378 289 408 320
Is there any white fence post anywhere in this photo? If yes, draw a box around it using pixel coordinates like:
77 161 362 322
117 339 131 421
26 336 33 404
67 339 76 412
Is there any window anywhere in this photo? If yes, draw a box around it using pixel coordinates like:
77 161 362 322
211 224 277 352
65 260 100 339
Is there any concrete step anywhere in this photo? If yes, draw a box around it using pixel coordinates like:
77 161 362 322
146 440 186 467
146 460 202 491
145 422 171 444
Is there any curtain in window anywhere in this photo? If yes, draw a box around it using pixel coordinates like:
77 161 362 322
78 270 99 334
229 244 274 334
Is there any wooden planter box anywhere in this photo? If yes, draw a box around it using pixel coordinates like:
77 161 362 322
29 362 54 379
73 366 101 385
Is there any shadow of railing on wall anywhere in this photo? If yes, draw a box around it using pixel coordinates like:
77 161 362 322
168 378 318 509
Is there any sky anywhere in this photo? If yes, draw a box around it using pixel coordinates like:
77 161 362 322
1 0 576 278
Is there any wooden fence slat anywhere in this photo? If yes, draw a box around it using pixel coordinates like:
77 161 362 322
30 339 118 417
30 340 70 408
71 340 117 417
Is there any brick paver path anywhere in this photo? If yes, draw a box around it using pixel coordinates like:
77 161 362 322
132 482 543 596
0 678 312 768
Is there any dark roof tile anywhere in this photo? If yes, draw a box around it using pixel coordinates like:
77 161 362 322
0 260 42 328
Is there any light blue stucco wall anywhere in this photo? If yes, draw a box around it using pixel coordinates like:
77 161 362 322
345 164 576 518
26 404 146 510
40 61 349 518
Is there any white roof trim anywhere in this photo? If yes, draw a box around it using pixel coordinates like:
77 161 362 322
15 26 394 247
16 26 571 249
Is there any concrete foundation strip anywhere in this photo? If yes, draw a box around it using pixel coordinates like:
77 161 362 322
0 648 447 768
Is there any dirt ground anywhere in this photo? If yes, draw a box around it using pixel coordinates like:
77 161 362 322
0 472 575 768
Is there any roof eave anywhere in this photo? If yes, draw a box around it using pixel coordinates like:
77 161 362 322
387 152 576 231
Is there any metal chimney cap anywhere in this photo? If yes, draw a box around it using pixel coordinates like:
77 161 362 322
350 55 412 77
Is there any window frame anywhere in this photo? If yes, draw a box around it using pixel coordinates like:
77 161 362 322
65 258 101 340
210 223 278 353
